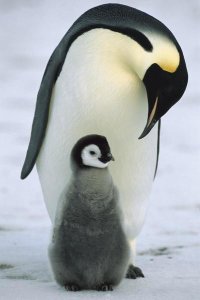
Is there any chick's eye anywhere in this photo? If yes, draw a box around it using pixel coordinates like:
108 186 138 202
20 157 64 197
89 150 96 156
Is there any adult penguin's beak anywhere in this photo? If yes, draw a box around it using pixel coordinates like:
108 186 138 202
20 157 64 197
138 97 159 139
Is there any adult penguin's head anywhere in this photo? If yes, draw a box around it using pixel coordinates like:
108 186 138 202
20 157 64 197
139 46 188 138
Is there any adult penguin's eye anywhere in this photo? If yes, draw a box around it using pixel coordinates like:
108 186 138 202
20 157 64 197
89 150 96 155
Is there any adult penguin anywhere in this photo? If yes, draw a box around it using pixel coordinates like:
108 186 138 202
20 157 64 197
21 4 188 276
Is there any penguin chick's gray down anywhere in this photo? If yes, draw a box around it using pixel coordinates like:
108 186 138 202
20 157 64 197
48 134 130 291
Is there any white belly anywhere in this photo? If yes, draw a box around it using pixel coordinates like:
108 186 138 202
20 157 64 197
36 29 158 239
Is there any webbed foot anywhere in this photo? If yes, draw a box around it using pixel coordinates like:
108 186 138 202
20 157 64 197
64 283 81 291
126 264 144 279
97 283 113 291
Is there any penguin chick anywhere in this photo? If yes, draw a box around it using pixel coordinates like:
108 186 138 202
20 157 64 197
48 134 130 291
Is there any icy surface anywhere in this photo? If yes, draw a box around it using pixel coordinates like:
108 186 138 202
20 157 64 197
0 0 200 299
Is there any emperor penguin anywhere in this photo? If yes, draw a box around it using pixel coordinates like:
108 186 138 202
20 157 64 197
21 4 188 276
49 134 130 291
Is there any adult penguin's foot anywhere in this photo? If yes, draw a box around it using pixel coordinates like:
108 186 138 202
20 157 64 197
126 264 145 279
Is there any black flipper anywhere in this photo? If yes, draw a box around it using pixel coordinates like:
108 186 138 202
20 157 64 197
21 47 64 179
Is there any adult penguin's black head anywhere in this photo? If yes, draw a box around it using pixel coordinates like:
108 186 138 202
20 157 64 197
139 47 188 138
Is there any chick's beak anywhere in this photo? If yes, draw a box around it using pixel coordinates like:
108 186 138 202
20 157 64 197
107 153 115 161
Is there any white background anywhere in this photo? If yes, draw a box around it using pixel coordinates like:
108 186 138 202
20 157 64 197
0 1 200 299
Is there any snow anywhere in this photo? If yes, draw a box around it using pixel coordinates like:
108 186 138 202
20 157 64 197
0 0 200 299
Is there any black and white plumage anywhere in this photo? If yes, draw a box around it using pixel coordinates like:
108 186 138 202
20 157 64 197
48 135 130 291
21 4 188 266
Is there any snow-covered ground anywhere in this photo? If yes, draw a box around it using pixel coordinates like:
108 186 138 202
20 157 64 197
0 1 200 299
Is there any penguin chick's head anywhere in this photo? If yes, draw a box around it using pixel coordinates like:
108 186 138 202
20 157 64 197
71 135 114 170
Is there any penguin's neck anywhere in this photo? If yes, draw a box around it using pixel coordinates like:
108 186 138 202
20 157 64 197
73 168 114 211
75 167 112 194
66 28 179 84
70 28 149 80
